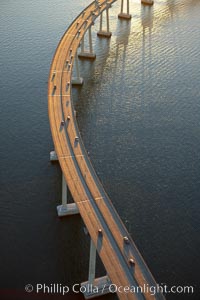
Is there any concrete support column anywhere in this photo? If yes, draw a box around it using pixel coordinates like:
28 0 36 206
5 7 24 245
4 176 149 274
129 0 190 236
78 26 96 59
88 239 97 284
72 51 84 85
75 52 80 79
97 7 112 38
81 237 112 299
88 26 93 54
62 173 67 206
99 13 103 32
118 0 132 19
127 0 130 15
57 172 79 217
120 0 124 13
50 152 79 217
106 7 110 33
81 35 85 52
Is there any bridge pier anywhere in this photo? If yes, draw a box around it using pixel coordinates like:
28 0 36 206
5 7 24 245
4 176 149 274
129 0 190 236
97 6 112 38
78 26 96 59
81 239 111 299
57 173 79 217
118 0 132 20
141 0 154 5
50 150 58 162
72 51 84 85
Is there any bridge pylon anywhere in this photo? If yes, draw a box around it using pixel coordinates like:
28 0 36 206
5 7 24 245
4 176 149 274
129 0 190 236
81 238 111 299
118 0 132 20
72 51 84 85
97 4 112 38
79 25 96 60
57 173 79 217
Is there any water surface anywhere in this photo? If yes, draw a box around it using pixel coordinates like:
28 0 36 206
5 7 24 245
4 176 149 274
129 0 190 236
0 0 200 299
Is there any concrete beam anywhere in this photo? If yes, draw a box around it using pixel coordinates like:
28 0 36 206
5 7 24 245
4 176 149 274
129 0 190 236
97 31 112 38
50 150 58 161
57 203 79 217
141 0 154 5
118 12 131 20
78 52 96 59
81 276 111 299
72 77 84 85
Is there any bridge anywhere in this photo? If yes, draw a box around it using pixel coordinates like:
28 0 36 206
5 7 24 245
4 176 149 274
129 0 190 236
48 0 164 299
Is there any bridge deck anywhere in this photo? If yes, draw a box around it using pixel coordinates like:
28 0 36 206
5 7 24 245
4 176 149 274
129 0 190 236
48 1 165 299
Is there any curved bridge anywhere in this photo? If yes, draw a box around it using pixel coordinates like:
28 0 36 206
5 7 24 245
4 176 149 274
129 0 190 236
48 1 164 299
